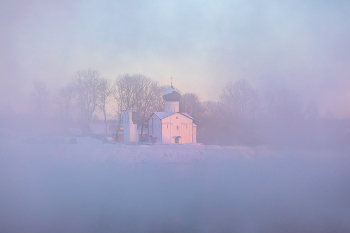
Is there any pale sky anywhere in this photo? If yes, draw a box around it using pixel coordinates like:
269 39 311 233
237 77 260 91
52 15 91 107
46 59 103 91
1 0 350 117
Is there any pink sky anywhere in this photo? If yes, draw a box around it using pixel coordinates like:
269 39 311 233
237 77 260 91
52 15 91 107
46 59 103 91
1 0 350 118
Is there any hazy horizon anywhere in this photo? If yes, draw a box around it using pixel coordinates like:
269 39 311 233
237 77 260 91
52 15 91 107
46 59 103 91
1 0 350 118
2 2 350 232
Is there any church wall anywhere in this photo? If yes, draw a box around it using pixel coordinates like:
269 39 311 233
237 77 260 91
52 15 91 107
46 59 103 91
148 115 162 143
180 114 193 144
161 113 193 144
161 120 171 144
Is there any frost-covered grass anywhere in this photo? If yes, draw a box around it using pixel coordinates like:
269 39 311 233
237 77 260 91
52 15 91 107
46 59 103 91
1 137 350 233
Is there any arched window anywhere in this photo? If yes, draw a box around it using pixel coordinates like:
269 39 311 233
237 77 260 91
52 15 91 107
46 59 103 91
177 126 179 130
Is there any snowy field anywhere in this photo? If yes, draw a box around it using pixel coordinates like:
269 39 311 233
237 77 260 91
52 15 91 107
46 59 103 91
1 137 350 233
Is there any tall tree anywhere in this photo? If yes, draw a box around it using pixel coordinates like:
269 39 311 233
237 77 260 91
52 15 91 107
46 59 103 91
71 69 101 134
152 85 169 112
220 79 259 120
113 74 143 136
179 93 203 123
113 74 166 140
97 77 113 135
114 74 143 113
136 79 165 139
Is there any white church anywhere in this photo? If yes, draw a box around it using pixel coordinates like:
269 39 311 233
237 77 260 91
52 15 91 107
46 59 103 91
148 85 197 144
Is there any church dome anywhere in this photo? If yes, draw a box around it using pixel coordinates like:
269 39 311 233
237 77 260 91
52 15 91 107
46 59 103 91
163 85 181 101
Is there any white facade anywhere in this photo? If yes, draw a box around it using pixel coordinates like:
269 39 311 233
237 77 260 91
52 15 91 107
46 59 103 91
148 85 197 144
123 110 139 142
149 112 195 144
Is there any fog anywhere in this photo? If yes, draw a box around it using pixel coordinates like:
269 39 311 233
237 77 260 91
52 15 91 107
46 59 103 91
1 0 350 116
1 139 350 233
1 0 350 232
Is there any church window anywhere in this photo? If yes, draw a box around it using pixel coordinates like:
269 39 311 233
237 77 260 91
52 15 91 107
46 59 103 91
176 116 178 119
167 125 168 129
177 126 179 130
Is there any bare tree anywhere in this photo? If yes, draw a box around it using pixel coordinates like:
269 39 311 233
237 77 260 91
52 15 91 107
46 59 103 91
113 74 166 140
220 79 259 120
180 93 204 123
136 79 164 140
71 69 101 134
114 74 144 113
97 77 113 136
113 74 143 136
152 85 168 112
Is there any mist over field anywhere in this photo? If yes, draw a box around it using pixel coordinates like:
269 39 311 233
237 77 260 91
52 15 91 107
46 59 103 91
1 0 350 232
1 138 350 233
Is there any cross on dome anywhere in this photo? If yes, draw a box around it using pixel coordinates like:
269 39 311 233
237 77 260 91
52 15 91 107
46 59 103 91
163 82 181 101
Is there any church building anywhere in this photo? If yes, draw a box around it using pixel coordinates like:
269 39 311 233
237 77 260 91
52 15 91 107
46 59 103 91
148 85 197 144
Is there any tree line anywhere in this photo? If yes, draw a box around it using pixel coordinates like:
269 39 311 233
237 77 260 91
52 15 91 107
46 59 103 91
31 69 168 137
27 68 345 149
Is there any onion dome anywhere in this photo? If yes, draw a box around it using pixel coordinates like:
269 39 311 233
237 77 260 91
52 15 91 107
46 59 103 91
163 85 181 101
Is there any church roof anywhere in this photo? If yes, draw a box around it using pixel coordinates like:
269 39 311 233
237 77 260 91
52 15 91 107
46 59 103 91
181 113 194 119
153 112 174 119
152 112 193 120
163 85 181 101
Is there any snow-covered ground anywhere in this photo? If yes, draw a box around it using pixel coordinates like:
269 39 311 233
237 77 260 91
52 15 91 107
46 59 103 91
1 137 350 233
